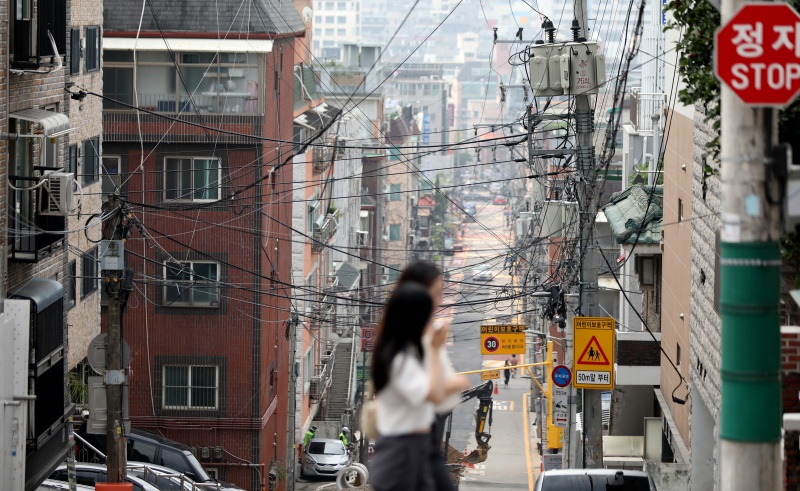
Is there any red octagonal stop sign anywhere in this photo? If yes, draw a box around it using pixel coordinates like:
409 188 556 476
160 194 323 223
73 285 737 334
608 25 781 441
715 3 800 106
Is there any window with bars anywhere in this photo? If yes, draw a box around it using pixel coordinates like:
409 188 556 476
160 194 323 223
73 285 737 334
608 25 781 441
162 365 218 410
163 261 220 307
69 28 80 74
164 157 221 202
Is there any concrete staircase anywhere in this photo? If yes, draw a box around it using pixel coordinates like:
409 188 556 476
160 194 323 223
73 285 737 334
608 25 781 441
325 339 354 422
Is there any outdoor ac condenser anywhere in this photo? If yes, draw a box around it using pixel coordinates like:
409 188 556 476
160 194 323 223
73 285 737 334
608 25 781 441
38 172 74 216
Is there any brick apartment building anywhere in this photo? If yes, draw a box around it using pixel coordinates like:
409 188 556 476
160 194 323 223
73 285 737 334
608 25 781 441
101 1 305 489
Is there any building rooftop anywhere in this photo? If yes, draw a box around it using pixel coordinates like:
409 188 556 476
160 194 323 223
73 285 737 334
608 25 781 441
104 0 305 36
601 184 663 245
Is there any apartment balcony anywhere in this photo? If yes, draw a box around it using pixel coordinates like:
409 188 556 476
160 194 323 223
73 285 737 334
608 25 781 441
312 147 331 174
103 92 264 144
311 215 337 253
615 330 662 385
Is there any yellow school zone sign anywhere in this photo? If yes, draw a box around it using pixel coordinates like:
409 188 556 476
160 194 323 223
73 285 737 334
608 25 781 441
572 317 615 390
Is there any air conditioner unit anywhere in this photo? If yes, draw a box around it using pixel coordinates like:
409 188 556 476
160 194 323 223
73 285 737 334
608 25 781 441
408 233 416 246
39 172 74 216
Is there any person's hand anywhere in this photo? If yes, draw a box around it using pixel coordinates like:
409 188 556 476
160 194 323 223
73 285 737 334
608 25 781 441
430 321 450 349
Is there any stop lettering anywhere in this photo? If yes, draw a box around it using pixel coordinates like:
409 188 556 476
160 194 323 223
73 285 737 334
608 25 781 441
715 3 800 106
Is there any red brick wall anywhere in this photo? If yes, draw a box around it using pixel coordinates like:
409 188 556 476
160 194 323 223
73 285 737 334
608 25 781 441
782 327 800 490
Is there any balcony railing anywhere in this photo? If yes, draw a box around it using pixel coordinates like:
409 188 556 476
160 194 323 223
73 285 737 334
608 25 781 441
8 176 65 262
311 215 338 253
104 107 264 144
312 147 331 174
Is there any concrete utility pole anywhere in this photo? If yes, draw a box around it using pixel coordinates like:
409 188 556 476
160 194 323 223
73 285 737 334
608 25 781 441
719 0 782 488
573 0 603 469
104 196 127 483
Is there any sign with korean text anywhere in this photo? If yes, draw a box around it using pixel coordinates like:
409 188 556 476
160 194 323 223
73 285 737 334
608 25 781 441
362 326 375 352
481 370 501 380
552 365 572 388
573 317 615 389
480 324 526 355
552 386 569 428
714 3 800 106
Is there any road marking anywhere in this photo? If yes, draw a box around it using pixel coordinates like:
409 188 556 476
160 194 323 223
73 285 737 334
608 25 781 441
523 393 533 491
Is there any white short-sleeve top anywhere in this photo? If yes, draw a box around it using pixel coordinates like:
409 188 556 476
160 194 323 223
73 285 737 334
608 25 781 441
376 347 434 436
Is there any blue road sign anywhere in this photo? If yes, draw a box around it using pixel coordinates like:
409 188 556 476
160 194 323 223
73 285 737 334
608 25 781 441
552 364 572 388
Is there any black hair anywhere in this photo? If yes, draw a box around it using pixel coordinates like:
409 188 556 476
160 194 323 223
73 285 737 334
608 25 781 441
397 261 442 289
372 282 433 394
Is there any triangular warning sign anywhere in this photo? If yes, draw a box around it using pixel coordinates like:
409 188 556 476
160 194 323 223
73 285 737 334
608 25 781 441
577 336 610 365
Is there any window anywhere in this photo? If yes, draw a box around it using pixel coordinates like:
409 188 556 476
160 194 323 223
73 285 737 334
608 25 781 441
307 200 320 234
676 343 681 365
128 440 157 464
337 29 346 36
65 261 76 309
164 157 220 201
325 15 334 23
84 26 100 71
337 1 346 8
163 261 220 307
387 265 401 282
389 224 401 241
69 28 80 74
338 16 347 23
82 138 99 185
82 247 98 298
678 198 683 222
325 28 334 36
103 50 260 114
102 156 121 197
163 365 218 409
102 67 134 110
388 184 401 201
68 145 78 176
11 0 67 69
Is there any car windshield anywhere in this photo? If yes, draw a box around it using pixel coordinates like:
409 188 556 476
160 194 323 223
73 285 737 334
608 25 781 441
541 474 651 490
308 442 345 455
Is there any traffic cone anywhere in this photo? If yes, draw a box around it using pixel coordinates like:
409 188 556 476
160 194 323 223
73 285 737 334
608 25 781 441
493 382 499 395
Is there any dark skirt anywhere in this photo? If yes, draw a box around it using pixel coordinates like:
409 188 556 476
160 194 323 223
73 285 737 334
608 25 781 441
369 433 435 491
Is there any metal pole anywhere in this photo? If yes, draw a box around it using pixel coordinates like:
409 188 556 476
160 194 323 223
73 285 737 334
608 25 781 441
719 0 782 486
104 196 126 482
573 0 603 469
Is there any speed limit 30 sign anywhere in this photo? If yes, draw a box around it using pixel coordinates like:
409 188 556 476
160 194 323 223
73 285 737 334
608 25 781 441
480 325 526 355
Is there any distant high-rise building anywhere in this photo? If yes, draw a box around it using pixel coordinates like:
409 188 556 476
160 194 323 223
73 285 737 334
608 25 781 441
312 0 362 60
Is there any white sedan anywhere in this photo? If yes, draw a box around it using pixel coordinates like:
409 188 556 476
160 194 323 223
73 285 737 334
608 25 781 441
472 266 493 281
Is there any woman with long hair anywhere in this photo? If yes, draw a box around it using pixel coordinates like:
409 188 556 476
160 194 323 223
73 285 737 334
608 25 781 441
397 261 470 491
368 282 463 491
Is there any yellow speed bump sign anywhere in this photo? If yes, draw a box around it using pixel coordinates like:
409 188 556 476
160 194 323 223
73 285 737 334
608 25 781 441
481 370 501 380
572 317 615 389
480 324 526 355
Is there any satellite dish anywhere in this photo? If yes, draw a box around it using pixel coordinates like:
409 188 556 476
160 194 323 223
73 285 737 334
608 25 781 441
302 6 313 22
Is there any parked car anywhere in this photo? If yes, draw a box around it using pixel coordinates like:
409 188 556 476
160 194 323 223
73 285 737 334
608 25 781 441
37 479 94 491
301 438 350 478
76 427 242 490
452 241 465 252
49 462 160 491
534 469 656 491
493 195 507 205
127 462 217 491
472 265 493 281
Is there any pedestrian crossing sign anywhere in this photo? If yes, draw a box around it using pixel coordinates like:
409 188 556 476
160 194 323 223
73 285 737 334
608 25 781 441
573 317 615 389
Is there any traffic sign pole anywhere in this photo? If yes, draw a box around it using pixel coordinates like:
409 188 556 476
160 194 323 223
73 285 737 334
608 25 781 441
716 2 784 489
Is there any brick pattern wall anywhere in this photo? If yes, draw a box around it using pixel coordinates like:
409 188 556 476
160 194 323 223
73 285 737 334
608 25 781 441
783 327 800 490
689 102 722 487
66 0 104 369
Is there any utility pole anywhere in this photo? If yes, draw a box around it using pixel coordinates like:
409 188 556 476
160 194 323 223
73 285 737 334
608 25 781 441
286 314 299 491
718 0 782 488
573 0 603 469
103 195 127 483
